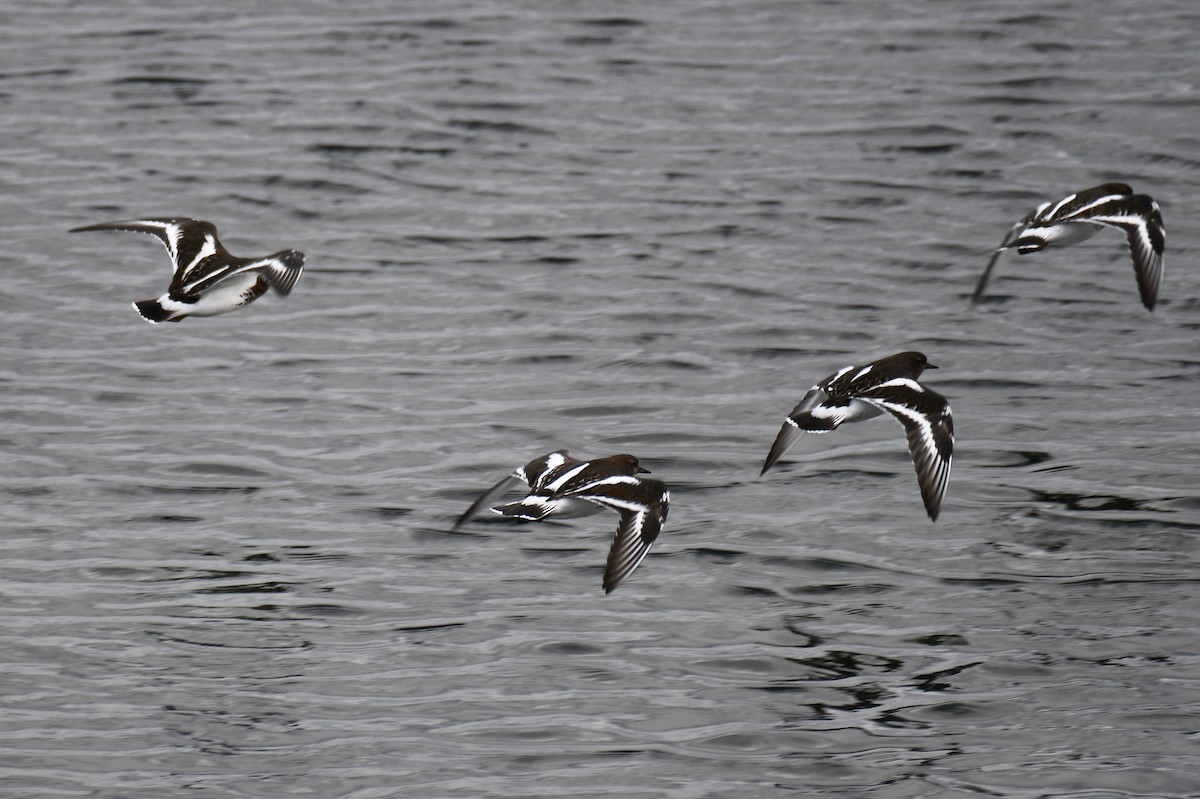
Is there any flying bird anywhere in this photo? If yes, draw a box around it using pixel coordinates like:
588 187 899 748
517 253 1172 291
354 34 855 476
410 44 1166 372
454 450 669 593
971 183 1164 310
761 351 954 521
71 217 304 323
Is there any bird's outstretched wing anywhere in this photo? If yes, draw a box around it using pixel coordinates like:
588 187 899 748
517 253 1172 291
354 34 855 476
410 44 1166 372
859 378 954 521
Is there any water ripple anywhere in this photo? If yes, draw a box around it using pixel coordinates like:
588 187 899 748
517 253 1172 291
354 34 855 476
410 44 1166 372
2 1 1199 797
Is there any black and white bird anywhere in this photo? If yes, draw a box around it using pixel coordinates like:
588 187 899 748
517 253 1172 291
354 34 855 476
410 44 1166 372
971 183 1165 310
453 450 670 593
761 351 954 522
70 217 304 323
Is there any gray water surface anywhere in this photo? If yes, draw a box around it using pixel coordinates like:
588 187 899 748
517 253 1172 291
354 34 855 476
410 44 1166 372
3 1 1200 797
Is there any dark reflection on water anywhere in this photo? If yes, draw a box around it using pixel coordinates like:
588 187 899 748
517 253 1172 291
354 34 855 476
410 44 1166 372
3 0 1200 797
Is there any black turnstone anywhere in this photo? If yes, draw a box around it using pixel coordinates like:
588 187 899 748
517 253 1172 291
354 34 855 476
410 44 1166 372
971 183 1165 310
70 217 304 323
761 351 954 521
454 450 670 593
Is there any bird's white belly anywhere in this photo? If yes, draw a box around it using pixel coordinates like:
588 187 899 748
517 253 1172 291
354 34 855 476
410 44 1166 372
843 397 885 424
164 274 263 318
549 497 605 519
1034 221 1103 249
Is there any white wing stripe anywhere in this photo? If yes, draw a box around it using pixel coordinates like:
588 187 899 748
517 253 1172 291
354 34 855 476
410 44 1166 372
177 235 219 289
871 377 925 392
544 462 589 492
1043 191 1081 218
586 496 651 513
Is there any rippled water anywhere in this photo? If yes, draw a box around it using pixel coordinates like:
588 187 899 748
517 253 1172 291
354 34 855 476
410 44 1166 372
3 1 1200 797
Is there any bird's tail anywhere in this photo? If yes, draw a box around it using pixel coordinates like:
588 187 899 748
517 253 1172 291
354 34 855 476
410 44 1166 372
133 299 181 324
492 496 558 521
